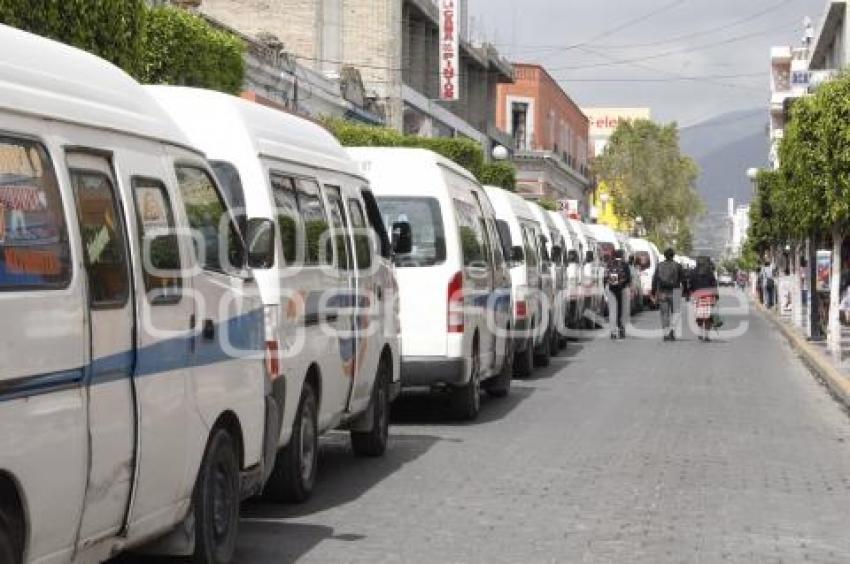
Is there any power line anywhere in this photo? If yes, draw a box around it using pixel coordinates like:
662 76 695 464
563 0 690 51
547 22 799 72
553 72 767 83
508 0 798 52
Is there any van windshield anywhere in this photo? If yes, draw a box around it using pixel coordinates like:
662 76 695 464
376 197 445 267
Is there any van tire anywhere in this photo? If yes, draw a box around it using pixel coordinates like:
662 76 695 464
485 337 513 398
264 383 318 503
514 336 534 379
351 359 390 457
192 428 240 564
451 349 480 421
534 326 551 367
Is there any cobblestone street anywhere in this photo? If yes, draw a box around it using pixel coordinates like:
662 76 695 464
230 307 850 563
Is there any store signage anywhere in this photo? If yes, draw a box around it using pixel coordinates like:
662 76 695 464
439 0 459 101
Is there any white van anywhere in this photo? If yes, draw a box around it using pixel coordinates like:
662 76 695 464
483 186 552 375
573 220 604 324
629 237 658 305
0 26 276 564
527 203 561 356
150 87 403 503
547 211 583 331
349 149 513 420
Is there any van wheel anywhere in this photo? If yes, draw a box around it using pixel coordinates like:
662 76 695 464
0 503 21 564
193 428 240 564
549 323 560 357
514 336 534 379
451 348 480 421
264 383 318 503
485 337 513 398
351 359 390 457
534 326 551 367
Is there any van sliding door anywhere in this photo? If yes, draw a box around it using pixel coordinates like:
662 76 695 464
67 151 135 543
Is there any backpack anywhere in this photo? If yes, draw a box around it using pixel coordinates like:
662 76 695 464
606 260 628 287
657 261 679 290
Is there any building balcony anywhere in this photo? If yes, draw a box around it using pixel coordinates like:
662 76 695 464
771 46 792 64
809 1 846 70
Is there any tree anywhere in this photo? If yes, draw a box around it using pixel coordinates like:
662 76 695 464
776 74 850 353
0 1 245 94
592 119 704 253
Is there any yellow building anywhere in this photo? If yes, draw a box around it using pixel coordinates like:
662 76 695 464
592 181 627 231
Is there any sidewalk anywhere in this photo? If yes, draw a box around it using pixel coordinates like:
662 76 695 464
759 299 850 408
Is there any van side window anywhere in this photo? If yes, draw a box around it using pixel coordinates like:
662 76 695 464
270 174 299 265
375 197 445 267
295 179 330 266
521 226 538 268
69 166 129 307
132 177 182 303
0 137 71 290
348 198 372 270
325 187 353 271
360 189 391 259
174 166 244 273
210 160 247 234
453 199 487 268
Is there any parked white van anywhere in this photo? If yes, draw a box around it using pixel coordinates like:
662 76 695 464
527 203 562 356
150 86 403 503
548 211 583 331
483 186 552 376
573 220 604 324
348 149 513 419
629 237 658 306
0 26 277 564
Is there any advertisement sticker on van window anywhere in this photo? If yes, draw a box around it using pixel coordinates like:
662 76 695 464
4 247 62 276
137 186 170 229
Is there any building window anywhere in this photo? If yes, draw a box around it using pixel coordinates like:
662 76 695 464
511 102 529 150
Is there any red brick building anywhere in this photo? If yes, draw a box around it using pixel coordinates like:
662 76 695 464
496 64 591 212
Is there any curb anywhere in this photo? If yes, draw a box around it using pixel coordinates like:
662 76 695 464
757 302 850 407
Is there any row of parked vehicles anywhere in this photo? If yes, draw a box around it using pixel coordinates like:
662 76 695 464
0 26 663 564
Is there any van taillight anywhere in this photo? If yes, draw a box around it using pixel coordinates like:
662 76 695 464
265 340 281 380
447 271 464 333
515 299 528 320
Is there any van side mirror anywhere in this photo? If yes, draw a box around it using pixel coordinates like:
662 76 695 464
585 250 594 263
551 245 563 264
495 219 513 257
392 221 412 255
510 245 524 263
246 217 276 269
567 249 579 264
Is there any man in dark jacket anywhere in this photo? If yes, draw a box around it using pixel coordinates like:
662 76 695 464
652 248 687 341
605 249 632 339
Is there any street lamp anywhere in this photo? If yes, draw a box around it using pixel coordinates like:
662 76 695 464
492 145 508 161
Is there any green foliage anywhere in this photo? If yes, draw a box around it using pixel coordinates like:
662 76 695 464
592 119 704 253
0 1 244 94
479 161 516 191
322 118 503 187
0 0 146 76
140 6 244 94
537 197 559 212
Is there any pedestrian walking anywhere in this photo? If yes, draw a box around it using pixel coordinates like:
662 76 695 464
605 249 631 339
652 248 687 341
761 261 776 309
690 256 720 342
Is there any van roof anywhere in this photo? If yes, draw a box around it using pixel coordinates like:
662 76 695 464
347 147 478 184
147 86 360 177
0 24 192 148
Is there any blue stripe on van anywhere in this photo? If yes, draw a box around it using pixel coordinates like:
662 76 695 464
0 308 265 402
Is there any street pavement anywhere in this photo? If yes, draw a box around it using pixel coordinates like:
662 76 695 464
134 301 850 563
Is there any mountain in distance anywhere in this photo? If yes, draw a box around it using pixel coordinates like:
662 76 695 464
678 108 768 256
679 108 769 212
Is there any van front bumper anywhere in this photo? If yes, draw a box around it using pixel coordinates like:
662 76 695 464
401 356 468 388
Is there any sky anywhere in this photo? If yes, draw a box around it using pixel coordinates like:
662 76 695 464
468 0 826 127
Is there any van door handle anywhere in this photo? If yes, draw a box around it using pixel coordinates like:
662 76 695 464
325 313 339 323
202 319 215 341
